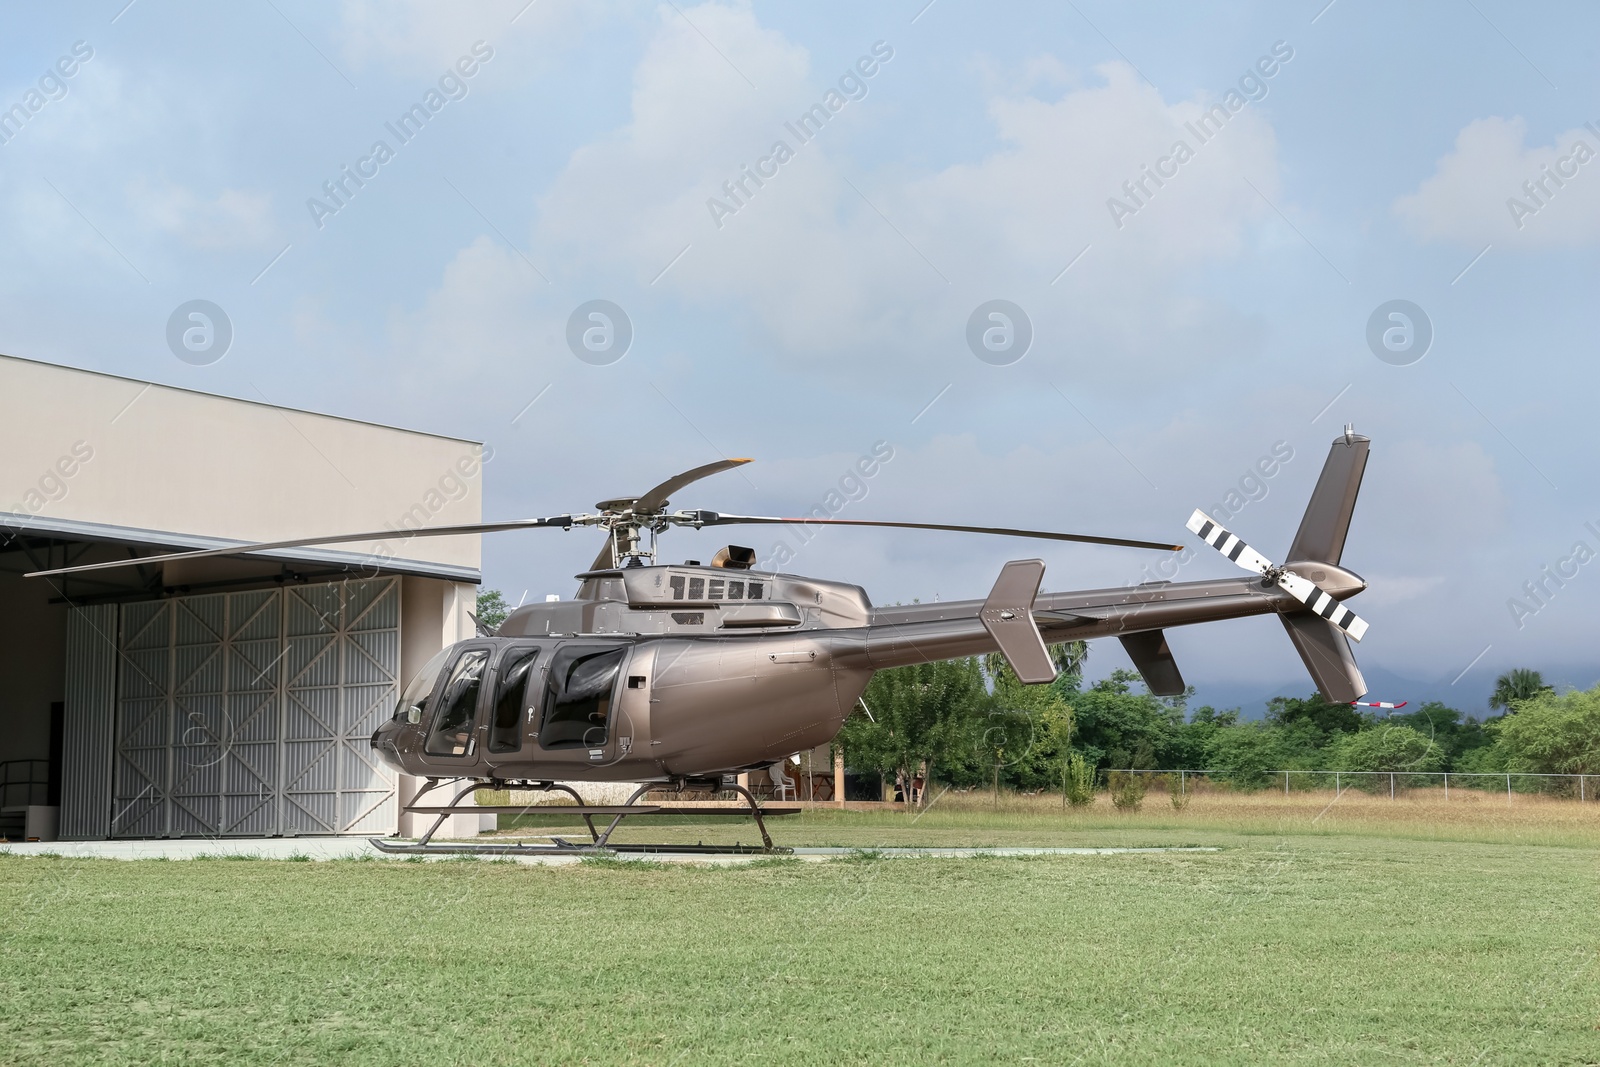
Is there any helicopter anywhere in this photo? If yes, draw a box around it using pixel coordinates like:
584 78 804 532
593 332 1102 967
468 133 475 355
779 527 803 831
29 430 1373 853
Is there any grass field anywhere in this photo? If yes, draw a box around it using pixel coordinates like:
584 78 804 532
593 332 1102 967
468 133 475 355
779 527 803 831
491 784 1600 851
3 797 1597 1065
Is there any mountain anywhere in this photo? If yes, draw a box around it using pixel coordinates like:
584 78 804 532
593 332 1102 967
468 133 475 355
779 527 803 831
1188 661 1600 721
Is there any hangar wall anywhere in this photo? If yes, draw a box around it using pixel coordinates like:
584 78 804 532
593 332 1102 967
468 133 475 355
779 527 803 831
0 567 67 769
1 354 489 839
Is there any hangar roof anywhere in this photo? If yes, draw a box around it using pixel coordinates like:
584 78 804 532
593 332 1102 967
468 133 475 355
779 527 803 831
0 354 484 587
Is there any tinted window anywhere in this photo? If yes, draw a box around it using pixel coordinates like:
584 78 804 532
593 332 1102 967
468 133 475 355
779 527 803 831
395 646 452 721
490 648 539 753
425 650 488 756
540 647 625 749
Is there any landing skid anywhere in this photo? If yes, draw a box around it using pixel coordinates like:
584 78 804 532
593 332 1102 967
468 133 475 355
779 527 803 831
373 777 795 856
369 839 783 856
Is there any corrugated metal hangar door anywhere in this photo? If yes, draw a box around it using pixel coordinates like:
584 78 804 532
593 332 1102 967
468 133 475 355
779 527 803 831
109 578 400 837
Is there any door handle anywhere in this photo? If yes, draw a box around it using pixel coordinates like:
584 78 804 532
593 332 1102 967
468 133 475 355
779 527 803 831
467 736 477 757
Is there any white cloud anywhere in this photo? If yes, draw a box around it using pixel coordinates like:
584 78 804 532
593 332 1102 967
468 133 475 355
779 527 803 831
336 0 588 78
385 235 555 379
127 179 278 250
517 3 1284 375
1394 116 1600 246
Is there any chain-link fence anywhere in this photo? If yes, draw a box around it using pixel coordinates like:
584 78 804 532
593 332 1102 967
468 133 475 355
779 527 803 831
1109 769 1598 801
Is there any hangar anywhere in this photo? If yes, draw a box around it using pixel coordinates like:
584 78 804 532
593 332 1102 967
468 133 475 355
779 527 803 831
0 354 491 841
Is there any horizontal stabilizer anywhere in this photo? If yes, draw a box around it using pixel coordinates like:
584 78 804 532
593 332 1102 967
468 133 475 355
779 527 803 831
981 559 1057 685
1281 614 1367 704
1118 630 1185 696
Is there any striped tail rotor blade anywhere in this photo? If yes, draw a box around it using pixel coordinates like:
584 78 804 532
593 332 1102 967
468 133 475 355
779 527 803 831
1277 571 1370 642
1185 509 1274 576
1350 700 1406 709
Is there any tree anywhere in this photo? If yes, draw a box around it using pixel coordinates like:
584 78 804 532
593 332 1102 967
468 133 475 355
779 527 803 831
981 656 1076 793
1328 725 1444 773
475 588 510 631
1203 721 1321 788
841 657 989 802
1387 701 1492 767
1494 684 1600 775
1173 705 1239 770
1489 668 1553 713
1049 640 1089 677
1266 693 1363 736
1068 669 1187 772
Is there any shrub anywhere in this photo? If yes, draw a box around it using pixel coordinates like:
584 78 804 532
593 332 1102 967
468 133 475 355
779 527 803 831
1165 773 1191 811
1108 770 1147 812
1064 753 1096 808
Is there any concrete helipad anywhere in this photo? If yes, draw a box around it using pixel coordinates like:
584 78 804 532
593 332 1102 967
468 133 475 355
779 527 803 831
0 839 1218 864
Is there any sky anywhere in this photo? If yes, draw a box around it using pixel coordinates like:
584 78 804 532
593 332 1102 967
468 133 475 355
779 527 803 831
2 0 1597 712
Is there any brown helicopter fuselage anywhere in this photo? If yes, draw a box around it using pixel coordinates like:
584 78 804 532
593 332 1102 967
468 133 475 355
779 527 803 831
368 557 1361 783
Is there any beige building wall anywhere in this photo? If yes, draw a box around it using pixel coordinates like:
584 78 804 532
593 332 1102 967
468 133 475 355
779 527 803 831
397 576 492 837
0 355 492 837
0 354 483 575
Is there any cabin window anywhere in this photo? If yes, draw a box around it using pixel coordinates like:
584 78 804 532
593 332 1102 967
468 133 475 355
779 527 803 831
539 647 626 749
708 578 724 600
490 648 539 753
424 650 489 756
395 646 452 722
748 582 764 600
727 580 744 599
688 577 705 599
669 575 685 600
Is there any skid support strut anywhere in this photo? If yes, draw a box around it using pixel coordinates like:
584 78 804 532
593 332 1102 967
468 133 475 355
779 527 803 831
372 777 794 856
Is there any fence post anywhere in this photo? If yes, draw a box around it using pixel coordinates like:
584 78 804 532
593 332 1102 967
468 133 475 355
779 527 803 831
1506 773 1512 806
1334 771 1340 796
1284 770 1290 796
1581 774 1585 803
1389 772 1395 799
1180 770 1186 797
1443 772 1448 802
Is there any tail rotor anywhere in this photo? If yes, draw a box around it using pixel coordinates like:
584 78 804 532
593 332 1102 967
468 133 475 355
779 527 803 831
1185 509 1369 642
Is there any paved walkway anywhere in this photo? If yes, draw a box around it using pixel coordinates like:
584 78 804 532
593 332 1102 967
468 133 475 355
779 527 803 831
0 839 1217 865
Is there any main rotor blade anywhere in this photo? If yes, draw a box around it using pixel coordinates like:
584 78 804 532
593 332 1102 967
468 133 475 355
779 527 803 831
691 513 1182 552
24 516 575 579
1186 509 1274 575
622 457 752 514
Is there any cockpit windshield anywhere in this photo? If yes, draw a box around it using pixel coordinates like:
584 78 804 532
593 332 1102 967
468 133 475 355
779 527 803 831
394 647 452 722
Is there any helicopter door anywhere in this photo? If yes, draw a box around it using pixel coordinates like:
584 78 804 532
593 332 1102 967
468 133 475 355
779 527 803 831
537 645 627 762
418 646 493 771
487 644 542 755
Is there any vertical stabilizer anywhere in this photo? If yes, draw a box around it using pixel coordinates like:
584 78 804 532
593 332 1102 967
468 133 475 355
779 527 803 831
1281 615 1367 703
1287 431 1369 565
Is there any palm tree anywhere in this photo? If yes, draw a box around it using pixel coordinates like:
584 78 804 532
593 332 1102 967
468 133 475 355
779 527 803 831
985 640 1088 684
1050 640 1089 677
1488 668 1552 713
